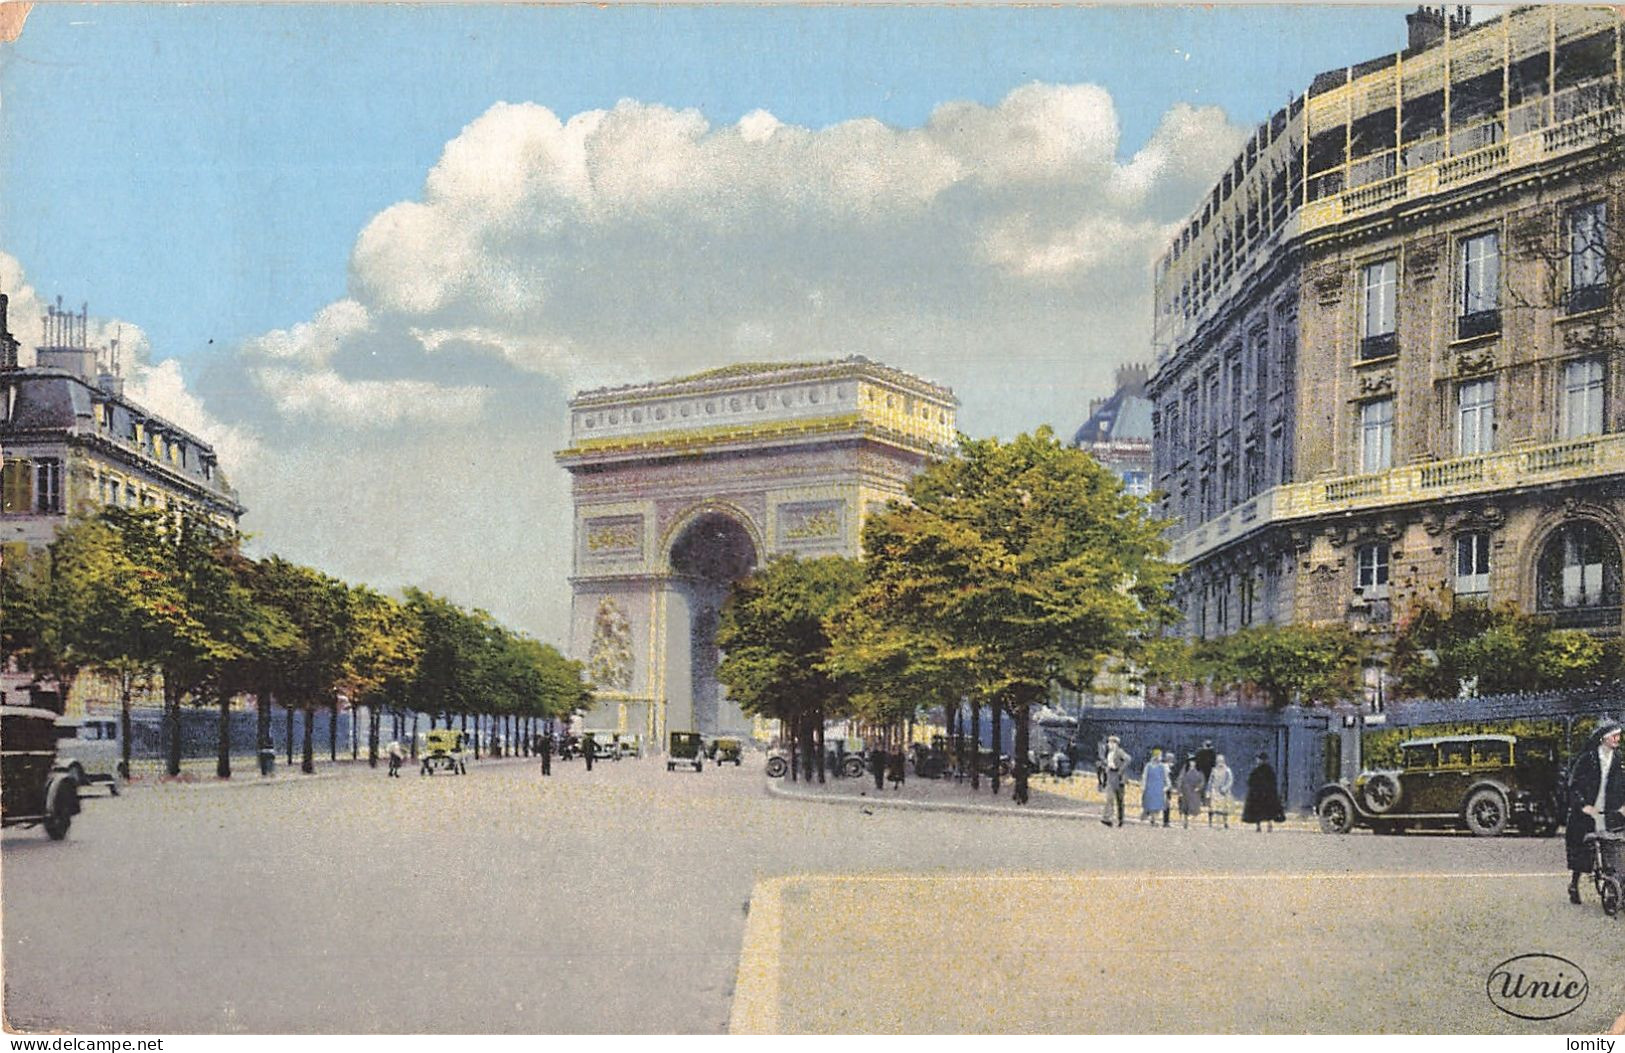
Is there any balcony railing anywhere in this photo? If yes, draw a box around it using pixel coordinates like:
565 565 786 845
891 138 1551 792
1169 431 1625 566
1546 605 1623 630
1567 284 1609 316
1359 332 1398 360
1457 309 1502 341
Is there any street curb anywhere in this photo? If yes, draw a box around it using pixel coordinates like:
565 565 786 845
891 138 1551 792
728 875 788 1035
120 770 347 792
763 778 1321 830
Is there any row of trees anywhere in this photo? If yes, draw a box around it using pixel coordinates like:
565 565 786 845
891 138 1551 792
717 428 1178 805
1 507 591 778
714 427 1625 805
1139 599 1625 708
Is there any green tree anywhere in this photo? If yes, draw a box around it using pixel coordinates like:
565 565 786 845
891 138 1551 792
1198 623 1368 708
717 555 864 783
345 587 423 767
859 428 1178 804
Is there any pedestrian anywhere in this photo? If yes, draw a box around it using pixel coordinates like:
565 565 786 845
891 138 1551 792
1177 760 1205 829
1565 718 1625 904
1242 751 1285 832
1195 739 1217 789
583 733 595 772
1207 754 1234 828
540 732 553 777
1141 748 1171 825
887 749 906 790
1096 737 1110 790
870 744 886 791
1100 736 1131 827
386 739 403 778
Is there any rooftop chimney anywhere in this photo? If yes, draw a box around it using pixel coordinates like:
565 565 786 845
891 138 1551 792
1407 5 1470 53
36 295 98 381
0 293 18 371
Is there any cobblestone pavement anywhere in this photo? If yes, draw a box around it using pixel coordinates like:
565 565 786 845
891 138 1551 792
2 753 1610 1035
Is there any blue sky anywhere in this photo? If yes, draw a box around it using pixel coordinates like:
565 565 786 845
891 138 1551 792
2 4 1408 360
1 3 1429 643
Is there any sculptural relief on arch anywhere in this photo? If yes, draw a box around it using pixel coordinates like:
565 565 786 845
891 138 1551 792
556 357 957 751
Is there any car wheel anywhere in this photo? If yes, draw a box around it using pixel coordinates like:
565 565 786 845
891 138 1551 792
1601 876 1624 917
1362 773 1402 814
1463 787 1509 837
765 756 788 779
43 778 74 841
1317 792 1355 834
842 757 865 779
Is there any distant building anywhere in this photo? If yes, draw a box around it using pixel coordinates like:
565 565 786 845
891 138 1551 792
1147 4 1625 703
0 295 244 555
1071 363 1153 497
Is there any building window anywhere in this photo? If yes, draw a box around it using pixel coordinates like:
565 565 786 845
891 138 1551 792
0 459 31 514
1121 470 1150 497
1458 231 1500 339
1561 357 1605 439
1568 201 1608 315
107 480 121 507
1536 521 1621 626
1455 532 1490 597
34 459 61 514
1360 398 1394 473
1361 259 1398 359
1356 542 1390 599
1456 378 1495 456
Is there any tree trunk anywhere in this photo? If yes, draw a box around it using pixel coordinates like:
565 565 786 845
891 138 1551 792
164 681 183 777
970 700 981 790
120 681 134 783
472 713 481 759
410 712 419 759
991 701 1002 796
257 691 272 776
217 689 232 779
285 704 295 766
788 718 798 783
301 706 315 774
368 707 380 767
429 712 438 730
329 699 339 762
1012 701 1030 805
815 713 826 784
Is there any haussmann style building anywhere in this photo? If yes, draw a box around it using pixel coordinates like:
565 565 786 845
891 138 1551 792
1146 5 1625 700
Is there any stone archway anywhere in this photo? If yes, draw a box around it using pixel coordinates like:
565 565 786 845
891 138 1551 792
556 358 957 753
666 511 758 735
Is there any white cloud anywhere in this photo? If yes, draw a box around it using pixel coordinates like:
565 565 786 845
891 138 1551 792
253 367 487 427
123 358 264 471
5 84 1249 647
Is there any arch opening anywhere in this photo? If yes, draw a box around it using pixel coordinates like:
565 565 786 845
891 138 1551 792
667 512 758 736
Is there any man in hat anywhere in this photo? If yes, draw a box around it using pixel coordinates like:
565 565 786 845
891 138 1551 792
1100 736 1131 827
1565 718 1625 904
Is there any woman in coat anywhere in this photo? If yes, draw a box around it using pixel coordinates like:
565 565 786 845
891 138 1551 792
1242 751 1285 832
1177 761 1206 828
1140 749 1171 825
1207 754 1234 828
1565 719 1624 904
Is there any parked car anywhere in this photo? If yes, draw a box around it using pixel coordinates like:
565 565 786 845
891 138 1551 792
3 706 79 840
53 717 122 795
1316 734 1563 837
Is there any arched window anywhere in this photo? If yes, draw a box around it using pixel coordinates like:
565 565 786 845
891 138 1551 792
1536 521 1622 626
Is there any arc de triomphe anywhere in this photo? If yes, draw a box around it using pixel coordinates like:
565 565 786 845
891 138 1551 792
555 357 957 749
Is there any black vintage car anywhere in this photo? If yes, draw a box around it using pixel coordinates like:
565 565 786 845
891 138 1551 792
1316 734 1563 837
2 706 80 840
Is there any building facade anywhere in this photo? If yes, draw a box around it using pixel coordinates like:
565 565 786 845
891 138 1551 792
1148 7 1625 681
555 357 956 747
0 296 244 555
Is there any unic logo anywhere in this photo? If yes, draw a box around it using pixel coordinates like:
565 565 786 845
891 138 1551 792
1486 954 1589 1021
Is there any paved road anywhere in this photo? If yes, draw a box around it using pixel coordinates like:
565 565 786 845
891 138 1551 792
2 754 1613 1034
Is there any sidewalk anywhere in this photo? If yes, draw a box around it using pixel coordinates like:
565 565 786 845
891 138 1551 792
111 751 538 792
765 768 1320 830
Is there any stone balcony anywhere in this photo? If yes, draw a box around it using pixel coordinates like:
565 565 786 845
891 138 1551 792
1169 431 1625 565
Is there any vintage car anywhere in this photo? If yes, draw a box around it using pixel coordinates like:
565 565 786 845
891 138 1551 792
2 706 80 840
420 728 468 775
1316 733 1563 837
53 717 122 795
667 731 705 773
